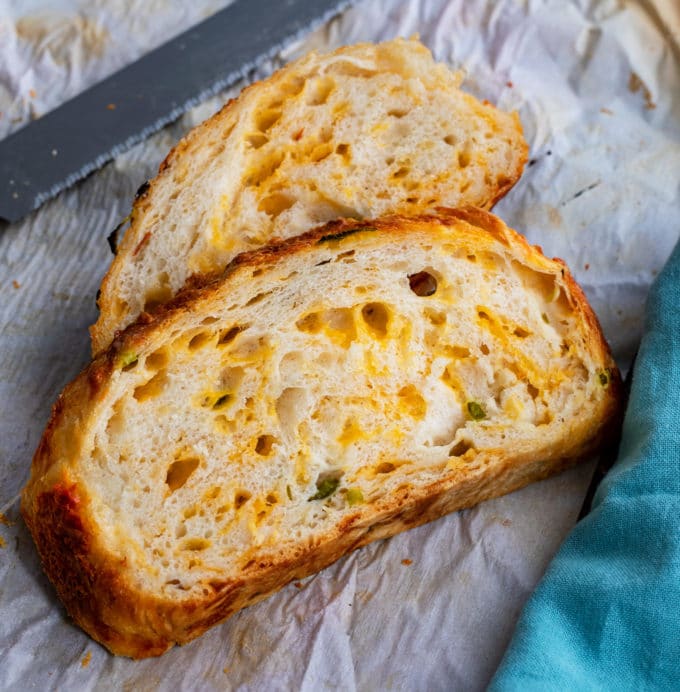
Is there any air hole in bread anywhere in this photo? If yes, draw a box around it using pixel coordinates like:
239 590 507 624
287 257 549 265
188 331 212 351
511 262 565 308
306 76 335 106
266 493 278 505
388 108 409 118
458 150 471 168
246 151 284 187
246 291 270 307
335 143 351 161
480 343 490 355
296 312 321 333
255 434 276 456
114 297 130 316
322 308 357 347
397 385 427 419
327 60 376 78
392 166 410 179
133 370 168 402
443 134 457 146
234 490 251 509
175 524 187 539
229 335 268 361
218 325 242 345
513 326 531 338
105 403 126 437
445 345 471 359
376 462 396 474
537 410 553 425
215 503 230 518
200 391 231 410
204 486 221 501
275 387 306 437
166 457 200 492
246 133 268 149
408 271 437 296
255 109 282 132
449 439 472 457
280 76 305 97
361 302 389 338
201 316 219 326
183 506 197 519
335 250 355 261
424 308 446 326
527 383 540 399
258 192 295 218
310 143 333 163
181 538 210 552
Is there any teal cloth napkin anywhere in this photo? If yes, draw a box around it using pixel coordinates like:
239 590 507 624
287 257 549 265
490 239 680 690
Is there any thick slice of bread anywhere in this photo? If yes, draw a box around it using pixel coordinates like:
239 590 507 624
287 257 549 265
23 209 620 658
91 38 528 354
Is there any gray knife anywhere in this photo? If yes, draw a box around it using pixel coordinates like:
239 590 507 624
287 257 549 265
0 0 352 224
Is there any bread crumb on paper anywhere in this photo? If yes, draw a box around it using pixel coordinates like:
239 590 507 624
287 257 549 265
81 651 92 668
628 72 656 110
401 559 412 566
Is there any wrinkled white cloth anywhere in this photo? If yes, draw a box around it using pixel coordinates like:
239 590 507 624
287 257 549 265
1 1 679 689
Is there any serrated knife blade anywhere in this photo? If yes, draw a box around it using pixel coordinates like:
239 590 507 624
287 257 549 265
0 0 352 224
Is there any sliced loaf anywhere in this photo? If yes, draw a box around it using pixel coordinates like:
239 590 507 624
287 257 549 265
91 38 528 353
23 209 619 658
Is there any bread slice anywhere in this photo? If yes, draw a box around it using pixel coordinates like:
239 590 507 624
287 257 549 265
23 209 620 658
91 37 528 354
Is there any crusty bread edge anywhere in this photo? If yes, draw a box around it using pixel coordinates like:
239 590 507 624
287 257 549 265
24 210 621 658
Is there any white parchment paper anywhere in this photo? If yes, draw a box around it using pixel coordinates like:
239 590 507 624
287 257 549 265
2 0 680 689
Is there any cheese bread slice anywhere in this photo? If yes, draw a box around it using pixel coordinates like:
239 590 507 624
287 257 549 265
23 209 619 658
91 38 527 353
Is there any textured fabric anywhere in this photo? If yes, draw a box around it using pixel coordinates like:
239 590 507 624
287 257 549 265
491 239 680 690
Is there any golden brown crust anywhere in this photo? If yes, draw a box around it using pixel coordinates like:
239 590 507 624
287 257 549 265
22 435 611 658
24 210 621 658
